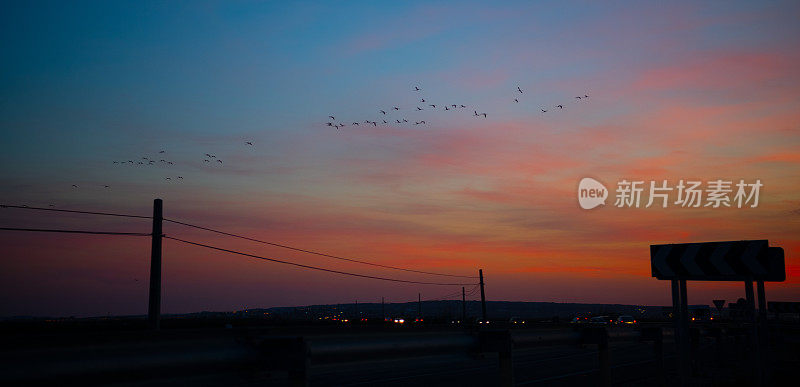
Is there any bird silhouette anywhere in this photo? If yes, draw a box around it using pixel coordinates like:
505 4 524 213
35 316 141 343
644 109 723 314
414 86 421 91
445 106 450 110
165 177 171 180
371 121 376 126
329 116 335 120
178 176 183 179
396 119 401 123
429 104 436 108
514 98 519 103
217 160 223 164
460 104 466 108
584 94 589 98
380 110 386 115
517 86 523 93
473 110 479 117
382 120 387 124
159 150 165 153
352 122 359 126
72 184 78 188
417 107 423 111
104 185 110 188
575 96 582 100
246 141 253 146
402 119 408 122
420 120 426 124
421 98 426 102
557 105 563 109
326 122 333 126
541 109 547 113
49 204 55 207
167 161 173 165
481 113 487 118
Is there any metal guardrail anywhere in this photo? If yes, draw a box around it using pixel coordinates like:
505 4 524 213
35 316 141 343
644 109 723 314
0 327 666 386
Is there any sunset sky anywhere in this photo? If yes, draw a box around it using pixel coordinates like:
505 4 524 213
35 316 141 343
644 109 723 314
1 1 799 317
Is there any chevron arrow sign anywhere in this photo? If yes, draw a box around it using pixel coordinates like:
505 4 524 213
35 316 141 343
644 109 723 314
650 240 785 281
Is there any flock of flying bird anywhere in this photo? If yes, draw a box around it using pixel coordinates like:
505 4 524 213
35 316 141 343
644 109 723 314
65 84 590 193
325 85 590 130
68 142 255 191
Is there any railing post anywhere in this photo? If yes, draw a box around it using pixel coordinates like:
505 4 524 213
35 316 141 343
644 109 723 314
479 330 513 387
148 198 163 330
288 337 310 387
499 348 513 387
645 326 666 387
261 337 309 387
598 328 611 387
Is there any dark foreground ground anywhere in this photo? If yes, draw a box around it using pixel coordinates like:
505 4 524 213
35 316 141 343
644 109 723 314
2 318 799 386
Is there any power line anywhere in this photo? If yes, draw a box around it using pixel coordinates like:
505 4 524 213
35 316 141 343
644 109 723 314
164 218 477 279
164 236 477 286
1 203 477 280
426 287 472 302
0 227 151 236
0 204 151 219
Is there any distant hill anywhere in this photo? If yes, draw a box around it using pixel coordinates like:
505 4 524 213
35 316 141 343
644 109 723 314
257 300 665 321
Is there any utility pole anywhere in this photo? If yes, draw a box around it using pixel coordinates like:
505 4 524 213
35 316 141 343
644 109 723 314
462 286 466 322
148 198 163 330
418 293 422 320
479 269 487 322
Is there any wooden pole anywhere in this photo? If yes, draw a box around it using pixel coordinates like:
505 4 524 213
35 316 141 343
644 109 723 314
148 199 163 330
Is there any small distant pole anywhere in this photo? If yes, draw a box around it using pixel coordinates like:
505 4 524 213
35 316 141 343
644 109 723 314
148 198 163 330
462 286 466 322
418 293 422 319
479 269 487 322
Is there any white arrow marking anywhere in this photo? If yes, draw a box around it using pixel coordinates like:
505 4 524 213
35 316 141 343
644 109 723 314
653 245 674 277
741 241 767 276
709 243 735 276
680 244 703 276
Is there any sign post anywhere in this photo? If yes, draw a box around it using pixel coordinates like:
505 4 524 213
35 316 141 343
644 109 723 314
650 240 785 385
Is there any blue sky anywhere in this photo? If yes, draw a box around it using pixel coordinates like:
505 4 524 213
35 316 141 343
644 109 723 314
1 1 799 316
